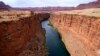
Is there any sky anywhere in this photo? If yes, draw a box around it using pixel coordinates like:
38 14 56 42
0 0 97 7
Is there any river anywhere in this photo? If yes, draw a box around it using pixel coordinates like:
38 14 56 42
41 20 70 56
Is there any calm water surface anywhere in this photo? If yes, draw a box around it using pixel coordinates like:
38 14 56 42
42 20 70 56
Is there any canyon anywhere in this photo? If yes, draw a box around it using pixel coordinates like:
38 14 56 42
0 10 48 56
0 8 100 56
0 1 100 56
50 8 100 56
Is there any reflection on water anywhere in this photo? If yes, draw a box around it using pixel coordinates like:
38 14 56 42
42 20 70 56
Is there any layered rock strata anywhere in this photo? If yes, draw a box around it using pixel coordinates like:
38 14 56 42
0 10 47 56
50 8 100 56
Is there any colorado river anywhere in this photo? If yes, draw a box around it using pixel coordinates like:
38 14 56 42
42 20 70 56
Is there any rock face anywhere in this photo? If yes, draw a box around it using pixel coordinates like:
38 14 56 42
34 12 50 21
50 8 100 56
0 11 47 56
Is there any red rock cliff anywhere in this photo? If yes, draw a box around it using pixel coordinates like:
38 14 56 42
0 11 47 56
50 8 100 56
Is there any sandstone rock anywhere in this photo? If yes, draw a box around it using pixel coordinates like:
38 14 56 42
0 10 47 56
34 12 50 21
50 8 100 56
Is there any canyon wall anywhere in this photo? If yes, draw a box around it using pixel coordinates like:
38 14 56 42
0 11 47 56
50 8 100 56
34 12 50 21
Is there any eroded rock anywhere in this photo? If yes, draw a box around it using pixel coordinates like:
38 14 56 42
50 8 100 56
0 10 47 56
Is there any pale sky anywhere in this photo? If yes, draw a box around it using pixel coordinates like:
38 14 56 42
0 0 97 7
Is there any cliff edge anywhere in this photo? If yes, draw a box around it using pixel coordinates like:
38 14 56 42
0 10 47 56
50 8 100 56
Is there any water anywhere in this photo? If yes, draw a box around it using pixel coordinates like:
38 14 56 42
42 20 70 56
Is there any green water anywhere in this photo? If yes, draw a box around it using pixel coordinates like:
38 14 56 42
42 20 70 56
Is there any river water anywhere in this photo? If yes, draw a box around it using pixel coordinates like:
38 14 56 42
42 20 70 56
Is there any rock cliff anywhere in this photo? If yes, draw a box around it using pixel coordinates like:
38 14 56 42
0 10 47 56
50 8 100 56
34 12 50 21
